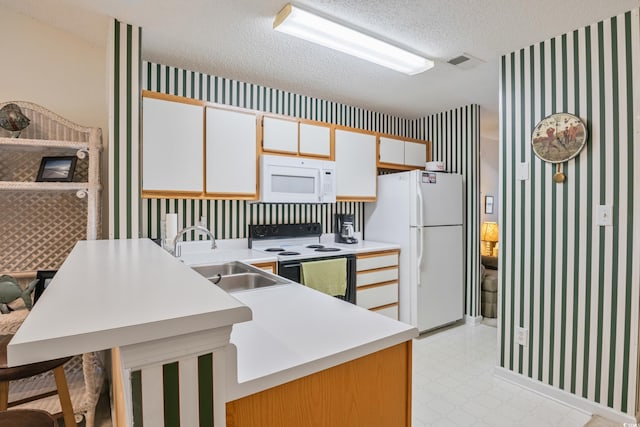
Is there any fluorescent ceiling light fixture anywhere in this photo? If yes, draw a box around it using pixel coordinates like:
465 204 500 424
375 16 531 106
273 4 434 75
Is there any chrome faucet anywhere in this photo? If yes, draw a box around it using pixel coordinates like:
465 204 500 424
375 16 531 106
173 225 217 257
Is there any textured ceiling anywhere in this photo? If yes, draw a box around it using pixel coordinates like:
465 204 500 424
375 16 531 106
2 0 639 139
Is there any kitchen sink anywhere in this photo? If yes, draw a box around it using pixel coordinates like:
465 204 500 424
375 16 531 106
212 273 281 293
191 261 287 293
191 261 252 279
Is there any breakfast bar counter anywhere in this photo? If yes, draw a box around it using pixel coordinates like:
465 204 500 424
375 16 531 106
8 238 417 426
8 239 252 365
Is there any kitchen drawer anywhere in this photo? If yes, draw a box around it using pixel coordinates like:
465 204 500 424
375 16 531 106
356 268 398 287
357 283 398 309
371 304 399 320
356 252 398 271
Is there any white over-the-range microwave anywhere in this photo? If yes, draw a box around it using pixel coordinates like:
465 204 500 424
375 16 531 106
259 154 336 203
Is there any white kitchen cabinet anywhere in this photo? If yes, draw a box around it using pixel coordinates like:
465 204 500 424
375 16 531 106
334 129 377 200
379 137 405 165
378 135 428 169
299 122 331 157
404 141 427 167
206 107 258 197
262 116 298 154
371 304 399 320
142 96 204 193
356 250 400 319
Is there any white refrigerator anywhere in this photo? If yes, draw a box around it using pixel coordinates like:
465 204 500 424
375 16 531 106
364 170 464 332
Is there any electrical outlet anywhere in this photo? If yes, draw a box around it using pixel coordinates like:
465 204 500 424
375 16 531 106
516 327 528 346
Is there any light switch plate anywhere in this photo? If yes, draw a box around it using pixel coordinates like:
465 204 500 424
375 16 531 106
596 205 613 226
516 327 528 346
516 162 529 180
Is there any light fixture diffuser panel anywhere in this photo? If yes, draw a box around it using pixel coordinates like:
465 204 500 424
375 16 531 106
273 4 433 75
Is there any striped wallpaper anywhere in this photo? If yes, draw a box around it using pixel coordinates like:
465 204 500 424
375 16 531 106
108 19 141 240
140 61 420 240
418 106 481 318
131 354 215 427
499 9 639 416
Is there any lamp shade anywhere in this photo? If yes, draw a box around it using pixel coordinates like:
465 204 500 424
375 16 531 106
481 222 499 242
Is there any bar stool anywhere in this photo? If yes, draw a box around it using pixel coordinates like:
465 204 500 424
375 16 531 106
0 335 76 427
0 409 56 426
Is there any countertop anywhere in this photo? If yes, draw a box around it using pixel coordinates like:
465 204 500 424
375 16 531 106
226 282 417 400
8 239 253 366
9 236 414 403
321 235 400 253
178 236 400 265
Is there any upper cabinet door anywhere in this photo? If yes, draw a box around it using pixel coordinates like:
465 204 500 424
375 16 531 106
262 116 298 154
334 129 377 200
299 122 331 157
142 97 203 193
404 141 427 167
206 107 258 197
379 137 405 165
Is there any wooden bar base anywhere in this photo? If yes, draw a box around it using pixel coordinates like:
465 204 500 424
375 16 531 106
226 341 412 427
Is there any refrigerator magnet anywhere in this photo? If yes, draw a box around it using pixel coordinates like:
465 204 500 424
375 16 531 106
422 172 437 184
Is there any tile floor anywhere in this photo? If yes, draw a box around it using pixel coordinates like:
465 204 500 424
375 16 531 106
411 322 593 427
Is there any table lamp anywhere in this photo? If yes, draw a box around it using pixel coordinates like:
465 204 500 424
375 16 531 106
481 222 499 256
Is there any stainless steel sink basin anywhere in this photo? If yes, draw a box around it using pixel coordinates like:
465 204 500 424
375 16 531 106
191 261 252 279
191 261 287 293
212 273 281 293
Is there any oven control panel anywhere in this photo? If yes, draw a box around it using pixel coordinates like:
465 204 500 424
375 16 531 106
248 222 322 246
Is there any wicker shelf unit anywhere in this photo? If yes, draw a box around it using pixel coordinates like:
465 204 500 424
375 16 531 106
0 101 104 427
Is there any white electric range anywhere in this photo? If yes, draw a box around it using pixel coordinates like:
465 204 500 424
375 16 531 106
248 223 357 303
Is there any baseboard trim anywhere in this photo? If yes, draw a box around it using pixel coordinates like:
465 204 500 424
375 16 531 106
494 367 637 424
464 315 483 326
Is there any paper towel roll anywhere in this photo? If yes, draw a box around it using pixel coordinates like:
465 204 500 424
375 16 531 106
165 213 178 242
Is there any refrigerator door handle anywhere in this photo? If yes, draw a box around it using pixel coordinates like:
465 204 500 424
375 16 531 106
416 185 424 227
416 227 424 286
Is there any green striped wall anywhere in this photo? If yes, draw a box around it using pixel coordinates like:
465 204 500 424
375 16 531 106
131 353 215 427
417 105 481 318
109 19 142 239
499 9 639 415
140 61 420 239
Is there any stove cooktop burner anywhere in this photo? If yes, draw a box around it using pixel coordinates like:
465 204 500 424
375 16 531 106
264 248 285 252
315 247 341 252
279 251 301 256
306 244 324 249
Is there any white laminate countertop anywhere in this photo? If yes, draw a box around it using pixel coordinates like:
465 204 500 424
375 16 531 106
322 236 400 253
175 236 411 400
177 239 277 266
226 283 417 400
8 239 252 366
178 236 400 266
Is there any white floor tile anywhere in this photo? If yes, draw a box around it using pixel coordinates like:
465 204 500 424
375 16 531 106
412 324 591 427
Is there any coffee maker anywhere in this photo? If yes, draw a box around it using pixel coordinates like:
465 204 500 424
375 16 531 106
335 213 358 244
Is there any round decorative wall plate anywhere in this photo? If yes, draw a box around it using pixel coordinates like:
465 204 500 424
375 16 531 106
531 113 587 163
